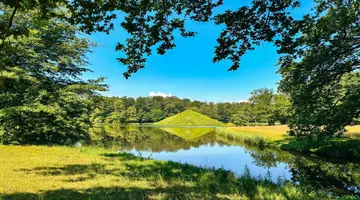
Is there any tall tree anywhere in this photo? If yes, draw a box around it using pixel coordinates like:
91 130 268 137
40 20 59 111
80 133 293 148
0 7 105 144
249 88 275 125
279 1 360 136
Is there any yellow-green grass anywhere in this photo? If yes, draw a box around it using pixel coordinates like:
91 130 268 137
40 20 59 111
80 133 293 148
0 145 330 200
345 125 360 138
219 125 360 158
222 125 289 141
222 125 360 141
155 110 225 126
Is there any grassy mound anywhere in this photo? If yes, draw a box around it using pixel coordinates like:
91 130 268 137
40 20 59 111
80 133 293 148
155 110 225 126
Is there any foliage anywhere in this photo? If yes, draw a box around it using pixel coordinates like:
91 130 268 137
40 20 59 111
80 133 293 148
1 0 223 78
249 89 275 124
155 110 225 126
0 7 105 144
247 89 291 125
277 1 360 137
0 88 93 145
2 0 359 138
91 88 290 125
243 143 360 196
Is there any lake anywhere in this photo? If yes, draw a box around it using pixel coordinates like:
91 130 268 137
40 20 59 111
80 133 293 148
90 124 360 196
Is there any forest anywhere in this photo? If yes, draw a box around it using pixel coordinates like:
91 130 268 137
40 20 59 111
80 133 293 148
90 88 291 125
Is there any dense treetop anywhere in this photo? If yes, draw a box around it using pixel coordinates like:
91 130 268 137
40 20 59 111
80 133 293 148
90 90 291 126
1 0 301 78
0 5 106 144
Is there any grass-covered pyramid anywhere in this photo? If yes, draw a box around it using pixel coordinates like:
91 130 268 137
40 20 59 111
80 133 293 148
155 110 225 126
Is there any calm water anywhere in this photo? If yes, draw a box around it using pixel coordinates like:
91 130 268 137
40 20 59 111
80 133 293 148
90 124 360 196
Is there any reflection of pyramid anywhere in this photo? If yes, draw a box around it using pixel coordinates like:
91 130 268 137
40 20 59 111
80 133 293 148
159 127 215 141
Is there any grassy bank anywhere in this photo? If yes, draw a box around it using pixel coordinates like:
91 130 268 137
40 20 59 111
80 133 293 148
217 125 360 159
216 126 289 148
0 145 338 200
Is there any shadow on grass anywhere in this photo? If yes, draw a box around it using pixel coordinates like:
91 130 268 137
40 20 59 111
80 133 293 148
2 152 312 200
19 163 107 176
0 186 204 200
101 152 142 161
347 133 360 139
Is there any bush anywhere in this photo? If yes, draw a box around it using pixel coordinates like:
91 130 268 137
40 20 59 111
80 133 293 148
0 90 92 145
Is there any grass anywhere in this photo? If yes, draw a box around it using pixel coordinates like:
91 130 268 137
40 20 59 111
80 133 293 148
155 110 225 126
218 125 360 159
221 126 289 141
345 126 360 138
215 126 289 149
221 125 360 140
0 145 336 200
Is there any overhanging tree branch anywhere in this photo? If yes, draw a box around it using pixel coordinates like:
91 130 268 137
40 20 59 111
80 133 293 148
0 0 20 48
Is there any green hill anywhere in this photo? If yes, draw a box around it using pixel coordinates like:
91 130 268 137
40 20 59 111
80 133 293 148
155 110 225 126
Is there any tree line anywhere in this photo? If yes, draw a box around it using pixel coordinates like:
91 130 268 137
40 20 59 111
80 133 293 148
1 0 359 144
90 88 291 126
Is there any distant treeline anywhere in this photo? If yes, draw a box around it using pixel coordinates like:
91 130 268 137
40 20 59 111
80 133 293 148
91 88 291 126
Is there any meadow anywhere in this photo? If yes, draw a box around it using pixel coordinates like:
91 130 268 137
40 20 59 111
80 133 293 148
221 125 360 141
218 125 360 159
0 146 333 200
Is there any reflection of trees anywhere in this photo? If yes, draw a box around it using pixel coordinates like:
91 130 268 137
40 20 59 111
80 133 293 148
90 125 360 195
241 144 360 195
288 158 360 195
89 125 218 152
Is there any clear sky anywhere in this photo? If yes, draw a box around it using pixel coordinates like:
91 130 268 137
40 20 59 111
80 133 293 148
83 0 314 102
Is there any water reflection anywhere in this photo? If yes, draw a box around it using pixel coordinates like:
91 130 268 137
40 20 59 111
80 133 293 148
90 124 360 196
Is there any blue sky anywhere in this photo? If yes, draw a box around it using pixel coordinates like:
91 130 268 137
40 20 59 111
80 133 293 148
83 0 314 102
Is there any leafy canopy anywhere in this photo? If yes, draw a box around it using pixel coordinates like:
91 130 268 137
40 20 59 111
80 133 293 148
0 6 106 144
2 0 360 137
1 0 301 78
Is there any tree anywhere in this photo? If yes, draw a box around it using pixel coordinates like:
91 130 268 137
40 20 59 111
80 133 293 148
278 1 360 136
272 94 291 125
0 7 105 144
249 88 275 125
124 106 138 123
231 113 248 126
1 0 223 78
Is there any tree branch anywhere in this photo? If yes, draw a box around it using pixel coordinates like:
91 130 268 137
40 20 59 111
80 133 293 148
0 0 20 48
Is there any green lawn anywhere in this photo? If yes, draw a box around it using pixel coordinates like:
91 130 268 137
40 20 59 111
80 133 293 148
0 145 332 200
